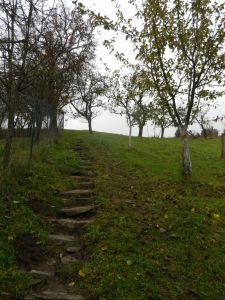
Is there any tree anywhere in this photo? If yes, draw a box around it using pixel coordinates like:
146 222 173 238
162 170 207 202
80 0 225 175
0 0 94 167
39 2 94 139
109 71 139 147
0 0 42 168
195 109 210 138
70 63 107 133
132 0 225 175
150 102 173 139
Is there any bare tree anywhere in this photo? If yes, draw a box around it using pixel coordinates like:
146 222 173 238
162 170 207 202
70 63 107 133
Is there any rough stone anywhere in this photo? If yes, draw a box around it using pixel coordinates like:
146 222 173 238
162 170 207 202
50 218 94 230
61 189 93 196
25 291 84 300
61 255 78 265
66 246 82 254
48 234 76 242
29 270 53 278
60 206 94 217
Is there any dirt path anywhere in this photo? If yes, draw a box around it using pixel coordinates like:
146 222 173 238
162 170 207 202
25 141 95 300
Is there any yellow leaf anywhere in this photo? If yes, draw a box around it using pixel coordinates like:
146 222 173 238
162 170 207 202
78 270 85 277
164 214 168 219
213 214 220 220
101 245 108 252
68 282 75 288
126 260 132 266
191 208 195 213
8 236 13 241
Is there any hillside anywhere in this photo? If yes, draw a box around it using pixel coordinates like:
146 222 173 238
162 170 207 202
0 131 224 299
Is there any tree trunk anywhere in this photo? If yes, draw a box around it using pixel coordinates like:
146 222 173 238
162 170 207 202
3 109 14 169
35 108 42 144
50 104 58 141
161 126 165 139
180 128 192 176
221 135 224 159
129 126 132 147
138 125 143 137
88 118 93 134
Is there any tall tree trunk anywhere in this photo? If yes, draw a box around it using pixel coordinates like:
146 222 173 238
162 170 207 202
129 126 132 147
161 125 165 139
50 104 58 141
138 125 143 137
3 109 14 169
88 118 93 134
180 127 192 176
35 113 42 144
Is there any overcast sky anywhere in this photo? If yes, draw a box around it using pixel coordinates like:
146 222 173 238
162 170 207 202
65 0 225 137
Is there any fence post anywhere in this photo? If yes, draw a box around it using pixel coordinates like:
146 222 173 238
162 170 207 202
29 99 37 160
221 134 225 160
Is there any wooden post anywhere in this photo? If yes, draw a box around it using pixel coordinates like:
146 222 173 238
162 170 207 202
221 135 225 159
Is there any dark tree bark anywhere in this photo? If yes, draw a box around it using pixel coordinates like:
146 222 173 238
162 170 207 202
161 125 165 139
50 104 58 140
35 112 43 143
138 125 143 137
88 118 93 134
3 109 14 169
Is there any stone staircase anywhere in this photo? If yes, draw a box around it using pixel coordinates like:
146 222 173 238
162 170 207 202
25 142 95 300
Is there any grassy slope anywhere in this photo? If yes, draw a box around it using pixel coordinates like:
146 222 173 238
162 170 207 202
71 131 225 300
0 132 80 299
0 131 224 299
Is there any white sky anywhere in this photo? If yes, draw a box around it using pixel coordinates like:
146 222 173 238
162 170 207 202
65 0 225 137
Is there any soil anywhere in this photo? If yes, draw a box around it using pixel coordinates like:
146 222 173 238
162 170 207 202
15 233 47 271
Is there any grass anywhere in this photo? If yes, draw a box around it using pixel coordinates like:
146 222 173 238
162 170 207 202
0 131 80 299
68 131 224 300
0 130 224 299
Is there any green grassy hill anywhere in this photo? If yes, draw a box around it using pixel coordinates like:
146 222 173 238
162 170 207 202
0 131 224 299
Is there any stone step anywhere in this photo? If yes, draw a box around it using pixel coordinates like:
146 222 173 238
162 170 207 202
62 197 94 206
65 246 82 254
59 205 95 217
29 270 53 278
61 255 79 265
78 182 94 188
48 234 76 242
80 160 93 165
50 218 94 230
61 189 93 196
25 291 84 300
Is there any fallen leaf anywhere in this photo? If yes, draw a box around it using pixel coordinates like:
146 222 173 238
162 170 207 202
213 214 220 220
68 282 75 288
101 245 108 252
126 260 132 266
78 270 85 277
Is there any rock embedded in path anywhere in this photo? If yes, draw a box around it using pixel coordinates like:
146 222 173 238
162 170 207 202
29 270 53 278
50 218 94 230
66 246 82 254
61 189 93 196
48 234 76 242
61 255 79 265
25 290 84 300
59 205 95 217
